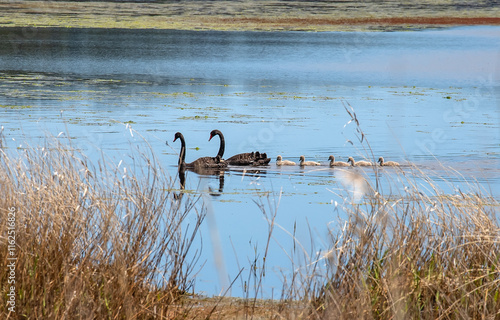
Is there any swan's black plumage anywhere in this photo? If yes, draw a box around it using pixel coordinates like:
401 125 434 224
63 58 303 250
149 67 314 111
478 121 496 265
173 132 227 169
209 129 270 166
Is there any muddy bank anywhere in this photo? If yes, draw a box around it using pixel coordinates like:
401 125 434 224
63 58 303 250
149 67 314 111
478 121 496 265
1 0 500 31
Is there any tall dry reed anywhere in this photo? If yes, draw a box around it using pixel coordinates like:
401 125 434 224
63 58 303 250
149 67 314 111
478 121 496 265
0 135 205 319
309 103 500 319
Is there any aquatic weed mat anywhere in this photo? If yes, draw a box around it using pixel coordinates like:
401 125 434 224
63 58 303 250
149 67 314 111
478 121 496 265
1 1 500 31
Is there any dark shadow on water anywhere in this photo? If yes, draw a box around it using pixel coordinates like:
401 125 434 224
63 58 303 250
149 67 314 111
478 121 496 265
176 166 226 195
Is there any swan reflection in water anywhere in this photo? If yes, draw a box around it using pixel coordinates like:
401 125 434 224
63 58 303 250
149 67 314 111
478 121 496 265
190 167 226 195
173 167 225 201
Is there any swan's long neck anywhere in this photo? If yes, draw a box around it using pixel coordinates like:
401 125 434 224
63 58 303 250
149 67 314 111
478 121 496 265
216 132 225 159
178 134 186 167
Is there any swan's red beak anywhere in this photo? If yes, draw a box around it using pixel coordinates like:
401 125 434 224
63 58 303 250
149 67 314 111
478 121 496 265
209 133 214 141
173 137 177 142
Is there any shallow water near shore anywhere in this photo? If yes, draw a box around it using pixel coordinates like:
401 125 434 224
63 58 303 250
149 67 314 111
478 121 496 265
0 26 499 297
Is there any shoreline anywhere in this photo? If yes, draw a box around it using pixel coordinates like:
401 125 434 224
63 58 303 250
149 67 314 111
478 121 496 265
1 1 500 31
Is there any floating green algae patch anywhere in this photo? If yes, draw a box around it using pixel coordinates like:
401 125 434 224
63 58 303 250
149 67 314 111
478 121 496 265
150 92 197 98
178 115 217 120
0 104 33 109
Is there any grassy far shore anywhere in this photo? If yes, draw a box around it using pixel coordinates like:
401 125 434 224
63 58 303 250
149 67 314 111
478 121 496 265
1 0 500 31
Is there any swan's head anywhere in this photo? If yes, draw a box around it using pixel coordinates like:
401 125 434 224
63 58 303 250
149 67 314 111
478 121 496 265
173 132 183 142
347 157 354 164
299 155 305 161
328 155 335 162
378 157 384 164
209 129 222 141
276 155 282 161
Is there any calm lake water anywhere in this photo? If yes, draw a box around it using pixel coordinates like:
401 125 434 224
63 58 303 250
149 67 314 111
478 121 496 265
1 26 499 297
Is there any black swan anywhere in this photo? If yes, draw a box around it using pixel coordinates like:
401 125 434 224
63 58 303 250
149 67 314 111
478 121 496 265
173 132 227 169
209 129 270 166
276 155 296 166
328 155 349 167
378 157 400 166
299 155 320 166
347 157 373 167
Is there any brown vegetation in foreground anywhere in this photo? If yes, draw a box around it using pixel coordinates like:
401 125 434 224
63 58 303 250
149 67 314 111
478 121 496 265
310 106 500 319
0 109 499 319
0 137 207 318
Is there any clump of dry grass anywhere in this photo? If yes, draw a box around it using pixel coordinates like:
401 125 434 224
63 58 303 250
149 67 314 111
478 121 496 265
0 136 205 319
313 170 500 319
309 104 500 319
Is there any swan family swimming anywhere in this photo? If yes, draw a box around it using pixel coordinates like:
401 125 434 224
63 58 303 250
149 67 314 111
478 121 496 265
172 130 399 171
172 130 270 170
276 155 399 167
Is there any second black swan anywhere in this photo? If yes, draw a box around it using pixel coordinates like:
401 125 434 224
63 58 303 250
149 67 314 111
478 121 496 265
209 129 271 166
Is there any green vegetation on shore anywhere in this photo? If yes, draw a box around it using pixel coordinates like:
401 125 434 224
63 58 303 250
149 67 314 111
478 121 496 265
1 1 500 31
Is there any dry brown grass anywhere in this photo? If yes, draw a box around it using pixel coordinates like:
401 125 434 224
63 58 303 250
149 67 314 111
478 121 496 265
311 172 500 319
306 104 500 319
0 136 206 319
0 134 307 319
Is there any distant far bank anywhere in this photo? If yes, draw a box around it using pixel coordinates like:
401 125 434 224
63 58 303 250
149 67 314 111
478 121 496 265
1 1 500 31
